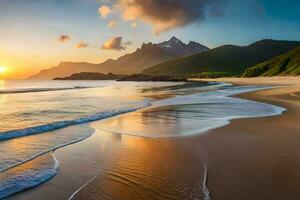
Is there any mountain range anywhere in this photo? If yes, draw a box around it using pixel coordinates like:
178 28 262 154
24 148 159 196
28 37 209 80
143 39 300 77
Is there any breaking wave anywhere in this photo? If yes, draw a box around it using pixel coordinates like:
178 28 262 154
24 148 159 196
0 101 151 141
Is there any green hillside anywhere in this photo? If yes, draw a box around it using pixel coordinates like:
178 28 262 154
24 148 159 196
243 46 300 77
143 40 300 77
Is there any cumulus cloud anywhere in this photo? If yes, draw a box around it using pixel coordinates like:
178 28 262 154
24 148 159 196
58 35 71 43
107 20 118 28
75 42 89 48
113 0 224 34
99 5 111 18
102 37 130 50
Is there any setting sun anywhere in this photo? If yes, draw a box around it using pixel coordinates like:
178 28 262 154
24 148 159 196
0 66 7 74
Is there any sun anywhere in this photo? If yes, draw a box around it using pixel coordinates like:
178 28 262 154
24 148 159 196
0 66 7 74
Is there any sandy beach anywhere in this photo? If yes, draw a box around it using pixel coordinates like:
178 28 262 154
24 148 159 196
7 77 300 200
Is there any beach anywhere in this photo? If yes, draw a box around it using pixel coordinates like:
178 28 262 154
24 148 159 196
2 0 300 199
6 77 300 200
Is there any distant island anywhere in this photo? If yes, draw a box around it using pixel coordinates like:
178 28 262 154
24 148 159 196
53 72 124 80
118 74 187 82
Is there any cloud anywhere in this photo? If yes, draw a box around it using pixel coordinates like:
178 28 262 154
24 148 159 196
113 0 224 34
131 22 137 28
58 35 71 43
107 20 118 28
102 37 130 50
99 5 111 18
75 42 89 48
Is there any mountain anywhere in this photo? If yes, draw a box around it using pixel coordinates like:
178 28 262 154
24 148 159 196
243 46 300 77
143 39 300 77
29 62 100 80
28 43 173 79
158 36 209 57
28 37 209 80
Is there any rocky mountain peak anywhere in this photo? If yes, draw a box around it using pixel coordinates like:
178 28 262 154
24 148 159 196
158 37 209 57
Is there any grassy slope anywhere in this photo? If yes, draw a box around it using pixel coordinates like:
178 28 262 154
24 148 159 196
243 46 300 77
143 40 300 77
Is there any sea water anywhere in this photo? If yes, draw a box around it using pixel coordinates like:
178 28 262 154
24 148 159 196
0 80 285 199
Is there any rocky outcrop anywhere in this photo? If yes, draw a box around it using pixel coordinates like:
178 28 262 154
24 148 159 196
117 74 187 82
54 72 124 80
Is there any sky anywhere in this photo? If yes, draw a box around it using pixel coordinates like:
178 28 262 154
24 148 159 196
0 0 300 79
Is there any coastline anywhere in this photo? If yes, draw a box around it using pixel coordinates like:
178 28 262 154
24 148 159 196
7 77 300 200
193 77 300 199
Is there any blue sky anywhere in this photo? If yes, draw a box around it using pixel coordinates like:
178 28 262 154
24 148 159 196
0 0 300 78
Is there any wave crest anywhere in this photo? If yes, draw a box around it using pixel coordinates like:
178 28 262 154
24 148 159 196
0 101 151 141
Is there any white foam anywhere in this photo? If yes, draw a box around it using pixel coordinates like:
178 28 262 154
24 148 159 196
202 165 211 200
68 175 98 200
0 153 59 199
98 85 286 138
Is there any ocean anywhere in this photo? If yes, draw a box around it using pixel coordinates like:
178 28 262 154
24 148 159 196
0 80 285 199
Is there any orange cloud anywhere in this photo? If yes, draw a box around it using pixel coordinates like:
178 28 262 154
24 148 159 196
102 37 130 50
75 42 89 48
58 35 71 43
99 5 111 18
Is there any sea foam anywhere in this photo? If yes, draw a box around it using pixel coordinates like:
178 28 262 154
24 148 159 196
97 85 286 138
0 153 59 199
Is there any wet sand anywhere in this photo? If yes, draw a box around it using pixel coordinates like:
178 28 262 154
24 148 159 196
8 77 300 200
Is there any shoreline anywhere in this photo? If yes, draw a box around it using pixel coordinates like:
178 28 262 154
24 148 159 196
7 77 300 200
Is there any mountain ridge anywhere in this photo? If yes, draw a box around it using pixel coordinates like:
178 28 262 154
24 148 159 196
28 37 209 80
143 39 300 77
158 36 209 57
